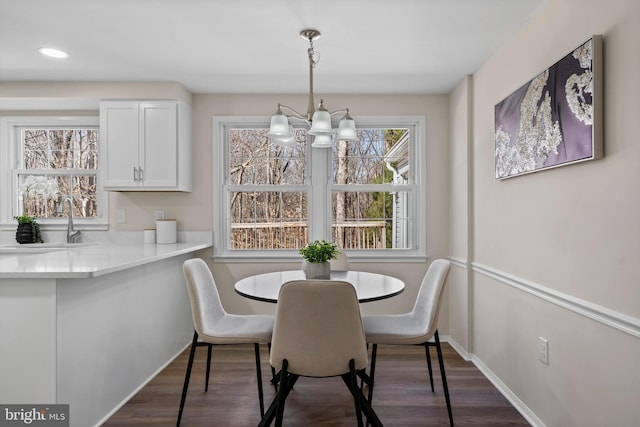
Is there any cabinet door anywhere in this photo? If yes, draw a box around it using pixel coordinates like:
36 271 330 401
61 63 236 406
100 102 140 188
139 102 178 188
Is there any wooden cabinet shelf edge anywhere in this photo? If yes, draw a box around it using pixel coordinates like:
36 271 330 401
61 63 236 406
100 100 193 192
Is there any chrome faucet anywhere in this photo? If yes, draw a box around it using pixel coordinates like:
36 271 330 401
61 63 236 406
63 196 82 244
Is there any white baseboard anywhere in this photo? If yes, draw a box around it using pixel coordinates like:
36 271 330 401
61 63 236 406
93 342 190 427
470 354 546 427
440 335 470 361
443 335 544 427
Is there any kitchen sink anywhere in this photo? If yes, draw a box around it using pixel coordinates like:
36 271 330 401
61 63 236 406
0 242 97 254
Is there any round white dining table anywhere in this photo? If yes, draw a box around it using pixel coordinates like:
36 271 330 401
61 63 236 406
234 270 405 303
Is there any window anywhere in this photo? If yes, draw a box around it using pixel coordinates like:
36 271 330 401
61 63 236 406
0 116 107 229
331 129 413 250
214 116 425 261
228 127 308 250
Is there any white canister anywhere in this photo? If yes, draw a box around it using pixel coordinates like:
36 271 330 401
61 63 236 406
143 229 156 244
156 219 177 244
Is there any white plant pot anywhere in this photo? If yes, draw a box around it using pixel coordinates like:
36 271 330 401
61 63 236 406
303 261 330 279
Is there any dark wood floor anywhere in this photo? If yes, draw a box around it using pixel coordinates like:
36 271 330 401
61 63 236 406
104 342 529 426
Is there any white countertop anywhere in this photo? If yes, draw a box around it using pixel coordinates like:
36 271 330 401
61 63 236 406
0 240 212 279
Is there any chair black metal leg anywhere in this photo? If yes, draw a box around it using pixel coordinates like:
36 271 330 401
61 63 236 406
259 360 298 427
348 360 364 427
424 343 435 392
254 343 265 417
358 391 383 427
176 331 198 427
360 343 369 391
363 344 378 427
267 342 277 384
275 360 289 427
434 331 453 427
258 396 277 427
344 370 383 427
367 343 378 404
204 344 213 392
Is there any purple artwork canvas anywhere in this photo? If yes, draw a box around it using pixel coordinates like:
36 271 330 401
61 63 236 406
494 36 603 179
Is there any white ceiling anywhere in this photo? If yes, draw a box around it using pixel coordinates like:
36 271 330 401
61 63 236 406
0 0 544 95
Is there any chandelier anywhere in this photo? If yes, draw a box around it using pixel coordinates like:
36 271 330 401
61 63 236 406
268 29 357 148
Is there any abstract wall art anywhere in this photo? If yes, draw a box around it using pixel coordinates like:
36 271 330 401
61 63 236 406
494 35 603 179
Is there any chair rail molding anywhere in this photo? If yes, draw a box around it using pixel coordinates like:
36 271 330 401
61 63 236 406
471 262 640 339
447 256 467 269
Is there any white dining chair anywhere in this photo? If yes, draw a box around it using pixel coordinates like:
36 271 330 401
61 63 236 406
330 250 350 271
258 280 382 427
178 258 275 426
362 259 453 426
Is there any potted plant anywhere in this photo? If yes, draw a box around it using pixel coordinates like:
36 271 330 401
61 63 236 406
14 215 43 244
299 240 339 279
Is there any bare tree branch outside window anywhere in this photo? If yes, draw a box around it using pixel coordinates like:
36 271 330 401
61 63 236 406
19 128 99 219
228 127 409 250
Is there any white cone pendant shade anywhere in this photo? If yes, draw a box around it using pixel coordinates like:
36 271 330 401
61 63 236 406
273 126 296 146
268 114 292 137
308 109 332 135
272 135 296 146
336 116 358 141
311 134 333 148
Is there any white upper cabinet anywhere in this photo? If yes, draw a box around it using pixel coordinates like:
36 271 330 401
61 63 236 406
100 100 192 191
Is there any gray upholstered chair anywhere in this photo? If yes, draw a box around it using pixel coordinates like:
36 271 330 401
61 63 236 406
362 259 453 426
178 258 274 426
330 250 350 271
259 280 382 427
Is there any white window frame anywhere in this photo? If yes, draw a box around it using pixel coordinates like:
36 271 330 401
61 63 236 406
213 115 426 262
0 115 108 230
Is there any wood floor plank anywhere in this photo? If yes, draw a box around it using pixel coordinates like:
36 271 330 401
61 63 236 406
103 343 529 426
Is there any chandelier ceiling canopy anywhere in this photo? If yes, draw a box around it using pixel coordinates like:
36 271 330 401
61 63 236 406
268 29 357 148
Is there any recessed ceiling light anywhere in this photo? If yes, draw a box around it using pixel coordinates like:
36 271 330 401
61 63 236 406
38 47 69 59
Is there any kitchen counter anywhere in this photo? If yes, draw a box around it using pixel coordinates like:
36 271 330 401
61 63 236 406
0 237 212 427
0 240 212 278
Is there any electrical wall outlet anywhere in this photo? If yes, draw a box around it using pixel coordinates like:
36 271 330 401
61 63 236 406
538 336 549 365
154 210 165 220
116 208 127 224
